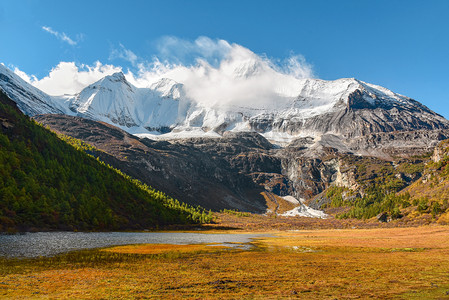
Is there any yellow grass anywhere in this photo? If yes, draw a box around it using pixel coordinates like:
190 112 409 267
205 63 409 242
264 225 449 249
1 226 449 299
102 243 227 255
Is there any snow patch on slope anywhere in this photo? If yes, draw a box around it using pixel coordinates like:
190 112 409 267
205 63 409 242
136 128 222 140
280 196 327 218
282 196 300 205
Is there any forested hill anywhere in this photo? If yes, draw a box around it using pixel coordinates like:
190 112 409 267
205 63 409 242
0 91 211 232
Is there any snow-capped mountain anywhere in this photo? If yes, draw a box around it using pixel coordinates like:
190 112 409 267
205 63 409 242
0 64 68 116
5 61 448 215
62 72 196 134
0 64 448 145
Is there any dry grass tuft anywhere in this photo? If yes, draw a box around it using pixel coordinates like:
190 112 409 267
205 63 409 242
103 243 227 255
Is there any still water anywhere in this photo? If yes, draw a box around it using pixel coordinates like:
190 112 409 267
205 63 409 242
0 231 266 258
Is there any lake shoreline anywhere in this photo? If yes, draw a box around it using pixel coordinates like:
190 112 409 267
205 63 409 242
0 231 268 258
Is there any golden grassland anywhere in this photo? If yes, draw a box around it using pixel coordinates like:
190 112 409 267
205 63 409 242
102 243 227 255
208 211 388 231
1 225 449 299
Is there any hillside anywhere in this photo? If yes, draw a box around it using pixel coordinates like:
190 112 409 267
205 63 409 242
34 114 268 212
399 140 449 224
0 91 210 232
36 113 449 217
307 141 449 225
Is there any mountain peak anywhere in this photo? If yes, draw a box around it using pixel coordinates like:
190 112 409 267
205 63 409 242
231 59 264 78
150 78 178 90
83 71 132 93
150 78 183 100
104 71 126 82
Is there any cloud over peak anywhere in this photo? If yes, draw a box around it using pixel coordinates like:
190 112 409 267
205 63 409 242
14 37 315 108
15 62 122 95
156 36 234 67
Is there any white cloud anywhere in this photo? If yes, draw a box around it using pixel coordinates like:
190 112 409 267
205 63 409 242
109 43 138 66
280 54 314 80
42 26 80 46
156 36 233 66
17 62 122 95
16 37 315 108
128 37 315 109
13 67 37 83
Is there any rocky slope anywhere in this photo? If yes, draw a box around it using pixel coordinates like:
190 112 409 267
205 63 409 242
34 114 268 212
318 138 449 224
398 139 449 224
35 112 449 215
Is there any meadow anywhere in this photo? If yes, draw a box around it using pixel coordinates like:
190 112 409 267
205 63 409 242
1 225 449 299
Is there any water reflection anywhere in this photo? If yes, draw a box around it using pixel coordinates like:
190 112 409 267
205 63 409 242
0 232 266 258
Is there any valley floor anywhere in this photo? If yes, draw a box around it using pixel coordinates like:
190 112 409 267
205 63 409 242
1 224 449 299
208 210 438 231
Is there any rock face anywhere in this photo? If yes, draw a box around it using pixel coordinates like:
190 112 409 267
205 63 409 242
432 140 449 163
35 113 449 213
376 212 391 223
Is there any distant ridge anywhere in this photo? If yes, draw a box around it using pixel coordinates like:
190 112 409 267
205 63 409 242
1 64 447 146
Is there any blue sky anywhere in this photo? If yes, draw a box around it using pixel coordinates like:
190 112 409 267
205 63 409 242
1 0 448 117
